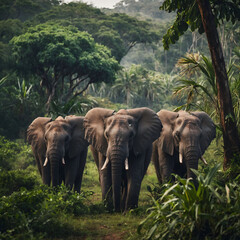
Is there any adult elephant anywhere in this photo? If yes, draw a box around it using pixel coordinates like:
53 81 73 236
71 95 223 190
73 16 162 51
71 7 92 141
27 115 88 192
152 110 216 183
84 107 162 212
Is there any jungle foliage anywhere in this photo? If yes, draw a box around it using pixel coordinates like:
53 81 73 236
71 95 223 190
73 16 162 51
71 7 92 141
138 165 240 240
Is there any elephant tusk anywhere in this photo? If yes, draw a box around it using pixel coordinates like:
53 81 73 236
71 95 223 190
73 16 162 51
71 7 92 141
101 157 110 171
62 157 65 165
200 156 208 165
125 158 129 170
43 157 48 166
179 152 183 164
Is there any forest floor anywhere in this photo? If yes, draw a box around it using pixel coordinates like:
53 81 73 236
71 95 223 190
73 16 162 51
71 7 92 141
50 160 158 240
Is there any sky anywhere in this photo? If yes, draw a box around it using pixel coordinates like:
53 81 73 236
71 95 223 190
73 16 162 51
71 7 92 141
63 0 121 9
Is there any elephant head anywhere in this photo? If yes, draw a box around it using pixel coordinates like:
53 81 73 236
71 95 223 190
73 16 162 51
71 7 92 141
157 110 216 180
27 116 87 188
84 107 162 211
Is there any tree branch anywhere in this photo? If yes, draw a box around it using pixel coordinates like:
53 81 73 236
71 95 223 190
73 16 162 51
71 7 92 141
72 79 92 98
71 75 89 92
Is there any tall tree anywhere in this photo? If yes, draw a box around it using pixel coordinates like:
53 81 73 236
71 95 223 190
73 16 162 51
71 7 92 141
196 0 240 169
11 23 120 112
160 0 240 169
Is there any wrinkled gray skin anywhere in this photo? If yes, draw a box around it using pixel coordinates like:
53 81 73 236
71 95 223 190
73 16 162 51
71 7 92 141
84 107 162 212
27 116 88 192
152 110 216 183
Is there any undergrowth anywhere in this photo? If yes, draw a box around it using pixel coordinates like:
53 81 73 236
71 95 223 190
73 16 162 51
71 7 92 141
138 164 240 240
0 184 106 240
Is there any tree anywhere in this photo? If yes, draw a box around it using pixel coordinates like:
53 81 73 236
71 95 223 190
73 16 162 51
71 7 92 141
30 2 160 62
0 0 61 21
11 23 120 112
111 66 140 106
160 0 240 169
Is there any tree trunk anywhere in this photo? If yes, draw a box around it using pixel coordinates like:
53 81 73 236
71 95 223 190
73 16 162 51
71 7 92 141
46 87 55 113
196 0 240 170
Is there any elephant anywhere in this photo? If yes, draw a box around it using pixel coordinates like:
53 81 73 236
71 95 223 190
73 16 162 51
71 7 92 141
84 107 162 212
27 115 89 192
152 110 216 184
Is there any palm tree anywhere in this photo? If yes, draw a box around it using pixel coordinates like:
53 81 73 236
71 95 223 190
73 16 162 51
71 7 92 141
174 53 219 122
111 65 143 106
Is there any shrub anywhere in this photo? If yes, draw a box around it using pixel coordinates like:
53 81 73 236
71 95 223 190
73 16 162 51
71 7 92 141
0 187 47 239
0 136 21 170
0 185 95 239
0 136 35 171
0 169 40 196
138 164 240 240
13 139 35 170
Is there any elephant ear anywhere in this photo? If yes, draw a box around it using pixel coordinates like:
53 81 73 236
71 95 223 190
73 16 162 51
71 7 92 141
157 110 179 156
27 117 52 157
191 111 216 155
127 107 163 155
84 108 115 156
65 116 89 159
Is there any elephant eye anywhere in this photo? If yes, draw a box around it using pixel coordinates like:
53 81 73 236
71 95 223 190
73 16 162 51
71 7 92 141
177 119 182 125
128 120 133 127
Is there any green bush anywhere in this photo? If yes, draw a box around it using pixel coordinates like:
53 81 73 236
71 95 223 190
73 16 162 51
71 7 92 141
0 169 40 196
0 187 47 239
138 164 240 240
13 139 35 170
0 185 98 239
0 136 35 171
0 136 21 170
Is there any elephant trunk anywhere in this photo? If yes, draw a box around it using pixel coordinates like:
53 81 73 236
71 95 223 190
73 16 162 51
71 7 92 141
110 147 127 212
184 146 200 179
48 151 61 187
111 158 122 212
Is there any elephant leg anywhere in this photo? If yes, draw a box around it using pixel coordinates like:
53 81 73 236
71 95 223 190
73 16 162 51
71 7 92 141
36 154 43 177
152 143 162 183
98 153 112 203
125 151 147 211
121 172 128 211
65 156 78 191
74 149 87 193
90 145 100 170
173 157 187 178
42 164 51 186
158 149 174 183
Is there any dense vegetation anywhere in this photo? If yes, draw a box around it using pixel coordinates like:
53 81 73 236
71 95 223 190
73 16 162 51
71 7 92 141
0 0 240 239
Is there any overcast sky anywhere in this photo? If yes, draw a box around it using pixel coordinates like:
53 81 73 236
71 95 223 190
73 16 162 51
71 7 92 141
63 0 121 9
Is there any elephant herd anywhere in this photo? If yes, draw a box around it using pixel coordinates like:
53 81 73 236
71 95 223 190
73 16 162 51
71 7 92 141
27 107 216 212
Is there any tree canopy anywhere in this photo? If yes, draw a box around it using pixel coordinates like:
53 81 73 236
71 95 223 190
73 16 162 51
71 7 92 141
28 2 160 61
160 0 240 50
0 0 61 21
11 23 120 111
